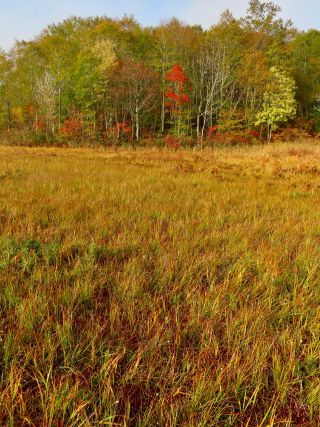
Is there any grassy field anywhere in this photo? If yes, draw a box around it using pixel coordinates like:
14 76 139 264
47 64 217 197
1 143 320 425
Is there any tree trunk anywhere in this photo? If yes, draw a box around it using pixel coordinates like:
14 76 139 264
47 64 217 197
104 111 108 134
5 98 11 131
135 113 139 140
161 63 165 133
161 92 165 134
196 114 200 140
58 87 61 131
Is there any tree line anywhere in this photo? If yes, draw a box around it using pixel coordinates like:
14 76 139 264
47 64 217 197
0 0 320 146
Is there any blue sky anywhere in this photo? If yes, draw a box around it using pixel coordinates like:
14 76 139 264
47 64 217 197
0 0 319 50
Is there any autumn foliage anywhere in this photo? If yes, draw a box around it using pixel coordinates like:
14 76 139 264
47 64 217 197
164 64 190 111
60 119 83 137
34 121 45 131
112 121 133 140
164 64 190 137
0 3 320 145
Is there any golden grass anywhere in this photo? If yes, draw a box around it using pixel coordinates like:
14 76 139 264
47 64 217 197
1 142 320 425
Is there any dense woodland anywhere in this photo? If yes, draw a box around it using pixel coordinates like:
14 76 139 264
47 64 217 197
1 0 320 146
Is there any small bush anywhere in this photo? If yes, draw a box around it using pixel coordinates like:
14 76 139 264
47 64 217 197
60 119 83 144
163 134 181 150
273 127 312 142
206 131 251 146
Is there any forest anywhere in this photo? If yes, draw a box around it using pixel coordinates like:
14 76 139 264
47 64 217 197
0 0 320 147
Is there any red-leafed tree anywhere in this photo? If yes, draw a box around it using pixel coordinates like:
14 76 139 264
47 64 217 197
164 64 190 136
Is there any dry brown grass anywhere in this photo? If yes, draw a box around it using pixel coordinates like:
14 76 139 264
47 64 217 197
1 142 320 425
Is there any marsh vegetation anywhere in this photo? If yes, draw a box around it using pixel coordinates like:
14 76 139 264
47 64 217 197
1 143 320 424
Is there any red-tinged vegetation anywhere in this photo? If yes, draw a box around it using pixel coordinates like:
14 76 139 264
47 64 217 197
164 88 190 106
107 121 133 141
164 64 190 109
35 121 45 130
208 125 219 134
165 64 188 84
248 129 261 138
1 144 320 424
207 130 251 145
60 119 83 137
164 64 190 137
163 134 181 149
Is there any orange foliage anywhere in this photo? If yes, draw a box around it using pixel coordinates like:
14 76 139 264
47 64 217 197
35 121 45 130
108 121 133 140
60 119 83 137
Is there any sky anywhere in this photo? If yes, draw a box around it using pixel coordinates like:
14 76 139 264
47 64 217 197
0 0 319 51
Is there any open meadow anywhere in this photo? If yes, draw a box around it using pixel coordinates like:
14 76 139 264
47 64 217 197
2 143 320 425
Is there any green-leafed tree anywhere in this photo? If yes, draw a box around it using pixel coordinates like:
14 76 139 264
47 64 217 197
290 30 320 127
0 50 13 130
255 67 297 140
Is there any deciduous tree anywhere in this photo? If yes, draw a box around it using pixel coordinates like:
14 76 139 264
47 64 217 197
111 59 160 140
255 67 297 140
